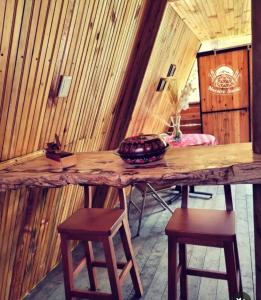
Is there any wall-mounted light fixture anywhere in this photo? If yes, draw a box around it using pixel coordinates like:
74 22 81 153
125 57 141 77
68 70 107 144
167 64 176 77
156 64 177 92
156 78 167 91
58 76 72 97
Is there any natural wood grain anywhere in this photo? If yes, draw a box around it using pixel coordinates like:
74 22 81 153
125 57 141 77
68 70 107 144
198 48 250 144
0 150 45 171
0 0 146 158
107 0 169 148
199 49 249 113
202 110 250 144
165 186 242 300
57 188 143 300
0 143 260 191
127 3 200 136
24 185 255 300
0 1 148 299
0 1 255 300
170 0 251 41
80 1 200 208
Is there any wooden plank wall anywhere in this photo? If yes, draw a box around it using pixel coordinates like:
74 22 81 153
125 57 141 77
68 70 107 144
0 1 200 299
0 0 148 159
0 1 148 299
127 4 201 136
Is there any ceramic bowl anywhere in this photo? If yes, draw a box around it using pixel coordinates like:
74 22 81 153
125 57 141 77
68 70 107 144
117 134 169 164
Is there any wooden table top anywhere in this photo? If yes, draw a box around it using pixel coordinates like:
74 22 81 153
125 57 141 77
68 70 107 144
0 143 261 191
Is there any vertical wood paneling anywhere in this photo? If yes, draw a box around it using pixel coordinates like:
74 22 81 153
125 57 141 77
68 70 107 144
8 0 45 158
21 0 65 155
14 0 62 157
63 0 118 146
51 0 94 146
0 189 29 299
0 0 25 157
202 110 250 144
1 0 31 159
45 0 91 146
0 0 16 118
0 1 147 299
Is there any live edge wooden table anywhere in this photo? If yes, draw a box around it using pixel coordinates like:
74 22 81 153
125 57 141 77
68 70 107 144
0 143 261 298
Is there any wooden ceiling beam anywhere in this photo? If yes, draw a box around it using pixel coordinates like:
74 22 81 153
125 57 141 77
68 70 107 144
106 0 168 150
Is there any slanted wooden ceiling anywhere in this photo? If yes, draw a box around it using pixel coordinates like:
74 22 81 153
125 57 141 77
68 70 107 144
170 0 251 41
128 3 200 135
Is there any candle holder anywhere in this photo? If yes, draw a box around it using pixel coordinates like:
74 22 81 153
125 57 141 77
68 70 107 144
45 134 77 168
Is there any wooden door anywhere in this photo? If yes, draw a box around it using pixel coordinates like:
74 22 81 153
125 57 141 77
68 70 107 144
198 48 250 144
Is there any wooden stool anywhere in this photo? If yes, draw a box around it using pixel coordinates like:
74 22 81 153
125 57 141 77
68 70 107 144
165 185 243 300
58 186 143 300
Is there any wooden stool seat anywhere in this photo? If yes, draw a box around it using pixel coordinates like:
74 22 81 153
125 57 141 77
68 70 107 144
58 187 143 300
166 208 235 240
166 185 243 300
58 208 125 237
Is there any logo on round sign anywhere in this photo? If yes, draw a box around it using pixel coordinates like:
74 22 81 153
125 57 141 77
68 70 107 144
208 65 241 95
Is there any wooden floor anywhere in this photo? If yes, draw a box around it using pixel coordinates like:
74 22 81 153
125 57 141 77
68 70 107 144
25 184 255 300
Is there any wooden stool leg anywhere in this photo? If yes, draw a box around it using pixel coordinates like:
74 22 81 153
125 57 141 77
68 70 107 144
168 237 178 300
224 241 239 299
181 186 189 208
234 238 243 296
103 236 123 300
84 241 98 290
128 185 134 220
120 218 143 297
224 184 233 211
179 243 188 300
60 236 74 300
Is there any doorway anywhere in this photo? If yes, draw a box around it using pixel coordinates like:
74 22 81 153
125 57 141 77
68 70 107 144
197 47 251 144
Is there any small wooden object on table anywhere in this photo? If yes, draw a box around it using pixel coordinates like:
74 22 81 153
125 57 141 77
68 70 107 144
45 134 77 169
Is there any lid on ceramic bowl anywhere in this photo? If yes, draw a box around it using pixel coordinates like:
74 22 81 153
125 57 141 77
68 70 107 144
117 134 169 164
